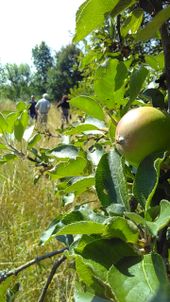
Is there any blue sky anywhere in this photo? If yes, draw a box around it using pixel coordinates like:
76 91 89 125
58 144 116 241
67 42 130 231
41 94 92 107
0 0 84 66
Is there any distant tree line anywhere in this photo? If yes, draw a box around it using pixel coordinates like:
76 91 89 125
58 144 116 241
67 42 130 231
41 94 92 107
0 42 83 102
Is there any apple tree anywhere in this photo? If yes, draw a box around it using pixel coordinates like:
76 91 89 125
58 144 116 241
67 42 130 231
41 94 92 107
1 1 170 301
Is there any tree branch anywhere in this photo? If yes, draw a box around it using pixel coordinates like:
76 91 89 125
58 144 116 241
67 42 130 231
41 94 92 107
38 255 67 302
0 248 67 283
152 1 170 112
160 23 170 113
116 14 123 47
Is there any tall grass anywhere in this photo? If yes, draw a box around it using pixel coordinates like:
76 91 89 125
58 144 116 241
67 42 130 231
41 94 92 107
0 102 75 301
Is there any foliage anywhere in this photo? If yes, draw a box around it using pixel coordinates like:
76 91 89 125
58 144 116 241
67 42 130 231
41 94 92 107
32 41 54 95
0 63 32 100
0 0 170 301
47 44 83 101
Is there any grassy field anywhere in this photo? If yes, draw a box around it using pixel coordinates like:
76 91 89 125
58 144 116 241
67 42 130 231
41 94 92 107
0 101 76 301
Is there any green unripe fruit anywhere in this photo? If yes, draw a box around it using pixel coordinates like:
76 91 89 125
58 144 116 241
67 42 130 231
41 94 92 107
115 106 170 166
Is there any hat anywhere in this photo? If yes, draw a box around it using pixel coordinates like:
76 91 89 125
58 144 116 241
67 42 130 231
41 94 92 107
43 93 49 99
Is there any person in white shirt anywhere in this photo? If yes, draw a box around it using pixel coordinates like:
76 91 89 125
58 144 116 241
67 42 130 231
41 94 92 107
35 93 51 126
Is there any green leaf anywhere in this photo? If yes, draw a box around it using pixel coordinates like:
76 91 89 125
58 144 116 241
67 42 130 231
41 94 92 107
40 210 86 244
49 156 87 179
108 253 169 302
49 144 78 159
145 53 164 71
0 153 17 164
0 143 8 150
136 5 170 41
94 59 127 108
65 176 95 195
75 283 110 302
64 124 100 135
125 212 146 225
6 112 18 133
14 119 24 142
6 282 20 302
110 0 136 18
27 133 41 148
73 0 119 43
57 221 105 235
104 216 139 243
106 203 125 216
75 254 114 299
146 200 170 236
74 238 137 301
40 218 61 244
121 8 144 37
80 237 137 260
16 101 27 112
95 149 129 209
14 111 29 142
142 89 165 109
88 144 104 166
0 113 8 133
133 152 165 210
129 66 149 102
23 125 35 141
0 277 14 302
149 283 170 302
70 96 105 121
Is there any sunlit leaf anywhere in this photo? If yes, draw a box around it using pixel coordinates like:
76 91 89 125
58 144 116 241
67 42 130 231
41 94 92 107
121 8 144 37
146 200 170 236
57 221 105 235
108 253 169 302
65 176 95 195
6 112 18 133
49 157 87 179
104 216 139 243
129 66 149 102
49 145 78 159
23 125 35 141
95 149 129 209
0 113 8 133
27 133 41 148
136 5 170 41
64 124 100 135
145 52 164 71
133 152 165 210
70 96 105 121
94 59 127 108
74 0 119 42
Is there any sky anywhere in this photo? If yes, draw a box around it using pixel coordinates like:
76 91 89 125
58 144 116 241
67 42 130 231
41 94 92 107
0 0 84 66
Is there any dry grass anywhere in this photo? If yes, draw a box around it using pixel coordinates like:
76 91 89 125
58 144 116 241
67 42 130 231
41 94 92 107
0 102 76 301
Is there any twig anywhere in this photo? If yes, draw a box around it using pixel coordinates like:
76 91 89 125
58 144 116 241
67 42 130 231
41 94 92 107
38 255 67 302
152 1 170 113
116 14 123 47
105 109 118 126
0 248 67 283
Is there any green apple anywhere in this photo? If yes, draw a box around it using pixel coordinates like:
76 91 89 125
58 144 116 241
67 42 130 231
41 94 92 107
115 106 170 166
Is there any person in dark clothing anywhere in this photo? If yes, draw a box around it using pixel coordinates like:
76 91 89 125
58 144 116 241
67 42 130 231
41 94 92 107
28 95 37 120
57 95 71 129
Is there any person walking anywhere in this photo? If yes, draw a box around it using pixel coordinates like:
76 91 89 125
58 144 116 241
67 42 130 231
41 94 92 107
35 93 51 127
28 95 37 121
57 95 71 129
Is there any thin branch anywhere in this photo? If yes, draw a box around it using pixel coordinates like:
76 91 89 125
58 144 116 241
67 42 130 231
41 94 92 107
160 23 170 113
0 248 67 283
38 255 66 302
152 1 170 112
116 14 123 47
105 108 118 126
